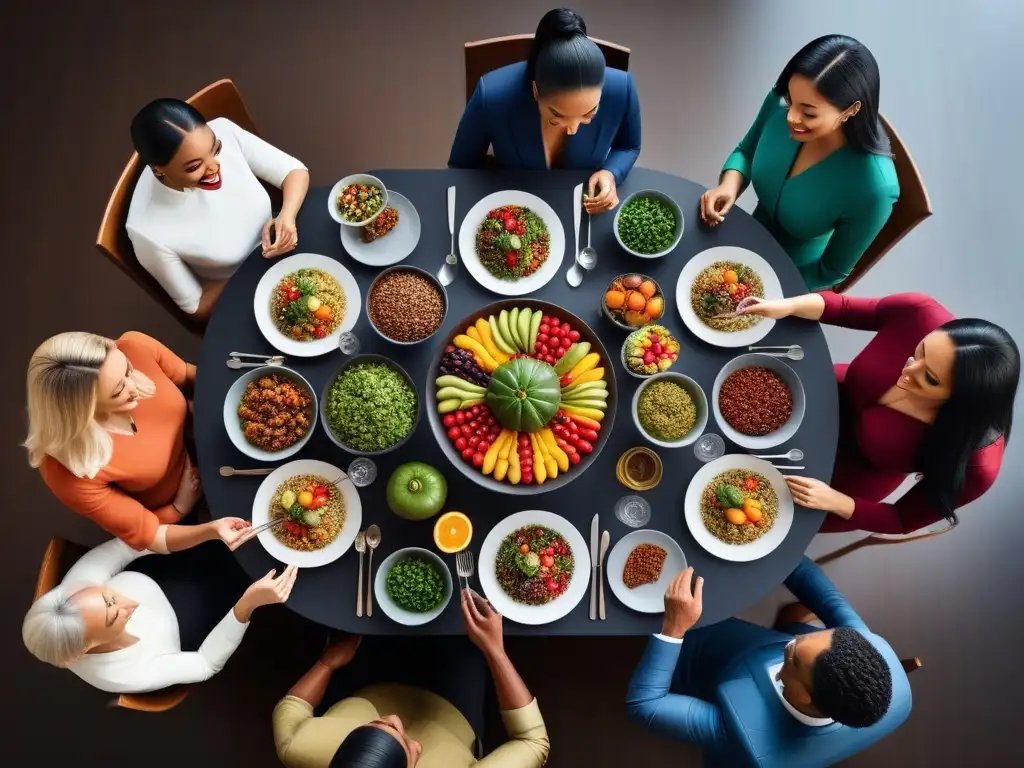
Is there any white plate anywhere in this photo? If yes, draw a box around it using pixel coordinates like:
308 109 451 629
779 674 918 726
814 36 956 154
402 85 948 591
606 529 687 613
458 190 565 296
251 459 363 568
340 191 421 267
684 455 794 562
253 253 361 357
675 246 784 347
478 510 590 625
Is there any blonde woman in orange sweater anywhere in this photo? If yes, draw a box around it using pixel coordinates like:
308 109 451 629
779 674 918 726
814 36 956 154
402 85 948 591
25 331 249 553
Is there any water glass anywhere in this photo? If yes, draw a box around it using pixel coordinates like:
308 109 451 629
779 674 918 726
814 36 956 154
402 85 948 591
338 331 361 355
347 457 377 487
614 495 652 528
694 433 726 463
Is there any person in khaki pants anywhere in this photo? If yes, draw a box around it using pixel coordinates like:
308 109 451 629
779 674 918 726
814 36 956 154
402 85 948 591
273 590 550 767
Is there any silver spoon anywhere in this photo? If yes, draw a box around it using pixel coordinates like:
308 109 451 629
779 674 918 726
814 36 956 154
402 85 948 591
438 186 459 287
354 532 366 618
227 357 283 369
749 344 803 353
762 348 805 361
752 449 804 462
219 466 274 477
365 525 381 617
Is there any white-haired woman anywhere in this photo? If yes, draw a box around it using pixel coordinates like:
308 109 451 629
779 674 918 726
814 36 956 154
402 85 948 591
24 536 298 693
25 330 240 553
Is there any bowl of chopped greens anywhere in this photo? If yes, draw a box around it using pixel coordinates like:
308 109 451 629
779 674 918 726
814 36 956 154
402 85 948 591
375 547 452 626
614 190 684 259
320 354 420 455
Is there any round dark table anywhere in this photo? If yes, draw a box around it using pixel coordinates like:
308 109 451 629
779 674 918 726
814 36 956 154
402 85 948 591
196 168 838 635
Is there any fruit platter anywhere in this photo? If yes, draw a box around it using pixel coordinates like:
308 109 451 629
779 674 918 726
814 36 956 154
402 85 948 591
425 299 618 495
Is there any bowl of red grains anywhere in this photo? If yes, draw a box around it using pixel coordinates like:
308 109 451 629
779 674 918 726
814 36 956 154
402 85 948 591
712 353 805 449
366 265 448 345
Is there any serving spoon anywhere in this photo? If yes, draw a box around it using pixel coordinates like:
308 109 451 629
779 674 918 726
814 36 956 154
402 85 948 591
365 525 381 618
751 449 804 462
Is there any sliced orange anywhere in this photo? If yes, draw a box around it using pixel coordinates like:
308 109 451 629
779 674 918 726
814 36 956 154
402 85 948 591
433 511 473 554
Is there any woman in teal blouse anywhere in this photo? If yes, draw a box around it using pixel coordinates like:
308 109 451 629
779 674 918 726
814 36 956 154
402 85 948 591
700 35 899 290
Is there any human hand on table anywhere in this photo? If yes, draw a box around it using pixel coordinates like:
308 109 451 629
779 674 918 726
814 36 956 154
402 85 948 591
699 182 738 226
320 634 363 671
462 589 504 657
785 476 855 518
585 170 618 214
172 455 202 517
737 296 795 319
208 517 256 551
662 567 703 639
262 213 298 258
235 565 299 622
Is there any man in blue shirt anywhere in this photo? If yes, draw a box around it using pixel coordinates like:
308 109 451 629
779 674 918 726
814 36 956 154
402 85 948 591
625 560 910 767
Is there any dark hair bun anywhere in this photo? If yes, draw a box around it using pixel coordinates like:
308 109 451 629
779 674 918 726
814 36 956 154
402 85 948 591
537 7 587 38
130 98 207 167
527 8 604 95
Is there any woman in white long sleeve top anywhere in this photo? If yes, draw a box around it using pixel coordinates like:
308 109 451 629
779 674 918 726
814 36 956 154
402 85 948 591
126 99 310 319
22 536 298 693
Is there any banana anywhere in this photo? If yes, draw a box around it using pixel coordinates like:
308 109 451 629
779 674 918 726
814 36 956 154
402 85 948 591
562 404 605 422
561 398 607 411
435 375 486 394
474 318 509 363
567 353 601 380
554 342 591 375
561 380 607 397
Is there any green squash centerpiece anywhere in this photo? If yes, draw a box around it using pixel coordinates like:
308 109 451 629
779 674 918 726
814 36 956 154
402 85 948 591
485 357 560 433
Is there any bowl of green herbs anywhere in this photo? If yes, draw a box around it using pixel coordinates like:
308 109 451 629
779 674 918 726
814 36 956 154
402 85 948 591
614 190 684 259
320 354 420 455
375 547 452 626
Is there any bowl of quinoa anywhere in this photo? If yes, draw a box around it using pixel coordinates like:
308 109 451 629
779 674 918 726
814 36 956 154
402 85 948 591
366 266 448 345
712 353 805 450
632 372 708 448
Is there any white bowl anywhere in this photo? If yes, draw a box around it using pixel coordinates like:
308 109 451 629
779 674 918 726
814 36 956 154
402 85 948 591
374 547 453 626
606 529 687 614
253 252 361 358
613 190 685 259
250 459 363 568
683 455 794 562
712 353 806 450
675 246 784 348
223 365 316 462
477 510 591 626
457 189 565 296
340 190 421 266
632 372 708 448
328 174 389 226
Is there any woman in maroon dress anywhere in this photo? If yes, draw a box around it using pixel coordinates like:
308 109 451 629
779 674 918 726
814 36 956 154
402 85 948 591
742 292 1019 534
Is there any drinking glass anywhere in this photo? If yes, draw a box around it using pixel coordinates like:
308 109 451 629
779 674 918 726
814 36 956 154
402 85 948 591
614 495 652 528
338 331 360 355
694 433 726 463
346 457 377 487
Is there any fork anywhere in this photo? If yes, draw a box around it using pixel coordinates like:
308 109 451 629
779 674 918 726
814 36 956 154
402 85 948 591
455 550 475 591
246 517 288 537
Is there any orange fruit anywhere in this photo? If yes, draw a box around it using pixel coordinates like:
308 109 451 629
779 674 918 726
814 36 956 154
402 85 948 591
627 291 647 312
605 290 626 310
645 295 664 319
638 280 657 298
725 508 748 525
433 511 473 553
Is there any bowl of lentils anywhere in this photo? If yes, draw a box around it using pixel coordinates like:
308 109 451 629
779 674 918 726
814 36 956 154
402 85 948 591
632 372 708 448
374 547 452 626
328 173 388 227
614 190 684 259
320 354 420 455
712 353 805 450
367 265 448 345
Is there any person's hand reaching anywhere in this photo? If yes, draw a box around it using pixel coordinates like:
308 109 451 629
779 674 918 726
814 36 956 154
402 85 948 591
320 634 362 671
462 589 505 658
208 517 255 550
699 183 737 227
585 170 619 215
661 567 704 639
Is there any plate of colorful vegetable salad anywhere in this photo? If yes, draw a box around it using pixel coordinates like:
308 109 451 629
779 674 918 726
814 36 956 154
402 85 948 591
458 190 565 296
254 253 361 357
478 509 590 625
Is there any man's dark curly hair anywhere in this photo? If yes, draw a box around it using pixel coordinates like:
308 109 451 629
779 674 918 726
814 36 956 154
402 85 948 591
811 627 893 727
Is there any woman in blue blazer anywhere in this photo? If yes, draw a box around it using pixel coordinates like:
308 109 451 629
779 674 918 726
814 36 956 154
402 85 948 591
449 8 641 215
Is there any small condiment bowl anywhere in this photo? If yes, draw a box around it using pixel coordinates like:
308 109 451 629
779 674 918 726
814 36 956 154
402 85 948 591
616 447 663 491
328 173 389 227
632 372 708 449
711 353 806 450
366 265 449 346
374 547 452 626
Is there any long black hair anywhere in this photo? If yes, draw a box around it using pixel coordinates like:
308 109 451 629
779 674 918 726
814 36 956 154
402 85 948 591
130 98 206 166
526 8 605 97
774 34 890 155
918 319 1019 524
329 725 408 767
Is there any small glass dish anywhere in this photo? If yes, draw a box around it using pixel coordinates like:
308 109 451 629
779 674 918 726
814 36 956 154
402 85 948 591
616 447 663 491
614 495 652 528
693 433 726 463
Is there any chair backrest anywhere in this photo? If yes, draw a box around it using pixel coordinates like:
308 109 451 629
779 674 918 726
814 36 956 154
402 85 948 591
464 34 630 103
32 536 189 712
834 114 931 292
95 78 269 336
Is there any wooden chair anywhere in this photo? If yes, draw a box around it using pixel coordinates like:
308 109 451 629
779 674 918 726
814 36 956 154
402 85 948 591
464 34 631 103
95 78 278 337
833 114 932 292
34 537 190 712
773 603 922 676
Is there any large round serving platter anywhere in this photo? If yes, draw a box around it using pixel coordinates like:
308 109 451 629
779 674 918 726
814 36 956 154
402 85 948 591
683 454 794 562
340 190 422 267
457 190 566 296
253 252 361 357
477 509 591 626
675 246 783 347
606 529 687 613
250 459 363 568
424 298 617 495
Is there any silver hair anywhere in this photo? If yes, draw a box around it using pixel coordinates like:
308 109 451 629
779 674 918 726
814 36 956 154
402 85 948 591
23 586 88 668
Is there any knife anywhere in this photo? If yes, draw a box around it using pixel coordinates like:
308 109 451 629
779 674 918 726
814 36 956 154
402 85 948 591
589 513 599 620
598 530 610 620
